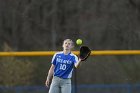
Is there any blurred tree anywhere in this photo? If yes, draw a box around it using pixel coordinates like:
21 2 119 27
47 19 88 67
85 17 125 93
0 0 140 86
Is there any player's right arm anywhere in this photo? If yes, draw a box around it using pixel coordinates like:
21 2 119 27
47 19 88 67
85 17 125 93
45 64 55 87
45 53 57 87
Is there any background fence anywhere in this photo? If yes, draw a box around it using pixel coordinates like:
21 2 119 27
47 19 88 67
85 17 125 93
0 50 140 93
0 84 140 93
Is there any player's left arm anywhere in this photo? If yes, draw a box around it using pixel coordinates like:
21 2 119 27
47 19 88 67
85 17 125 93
74 58 82 68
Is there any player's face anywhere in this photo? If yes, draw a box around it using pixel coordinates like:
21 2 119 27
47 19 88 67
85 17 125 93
62 40 73 50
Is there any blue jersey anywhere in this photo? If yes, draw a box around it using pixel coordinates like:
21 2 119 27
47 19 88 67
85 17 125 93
51 51 78 79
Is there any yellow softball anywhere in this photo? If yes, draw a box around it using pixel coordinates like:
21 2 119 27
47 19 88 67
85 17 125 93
76 39 82 45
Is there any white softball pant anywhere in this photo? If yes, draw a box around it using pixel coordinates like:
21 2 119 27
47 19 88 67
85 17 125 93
49 76 71 93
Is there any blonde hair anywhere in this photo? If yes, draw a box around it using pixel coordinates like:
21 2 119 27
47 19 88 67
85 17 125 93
63 39 74 47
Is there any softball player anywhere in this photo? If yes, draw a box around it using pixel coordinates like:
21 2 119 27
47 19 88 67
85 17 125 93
45 39 82 93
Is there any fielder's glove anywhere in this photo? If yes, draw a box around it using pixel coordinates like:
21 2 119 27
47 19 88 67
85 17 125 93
79 46 91 61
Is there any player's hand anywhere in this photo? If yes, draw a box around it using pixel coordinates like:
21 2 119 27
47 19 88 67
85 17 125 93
45 79 50 87
78 58 82 62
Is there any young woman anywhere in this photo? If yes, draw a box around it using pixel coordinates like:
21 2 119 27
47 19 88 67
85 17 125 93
45 39 82 93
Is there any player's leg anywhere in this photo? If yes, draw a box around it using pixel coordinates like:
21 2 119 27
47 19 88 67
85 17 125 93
61 79 71 93
49 77 60 93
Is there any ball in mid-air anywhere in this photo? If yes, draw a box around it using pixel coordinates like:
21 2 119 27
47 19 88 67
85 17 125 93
76 39 82 45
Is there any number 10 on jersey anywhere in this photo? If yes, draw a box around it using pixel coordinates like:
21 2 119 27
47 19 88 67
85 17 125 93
60 64 66 70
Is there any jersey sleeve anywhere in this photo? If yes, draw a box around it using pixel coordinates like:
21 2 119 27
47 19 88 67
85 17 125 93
51 53 57 65
73 55 78 64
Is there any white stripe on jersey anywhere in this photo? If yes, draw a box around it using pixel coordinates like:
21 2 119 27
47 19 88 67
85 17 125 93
68 69 73 78
70 53 78 65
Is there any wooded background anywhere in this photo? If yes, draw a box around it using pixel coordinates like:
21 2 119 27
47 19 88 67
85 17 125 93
0 0 140 86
